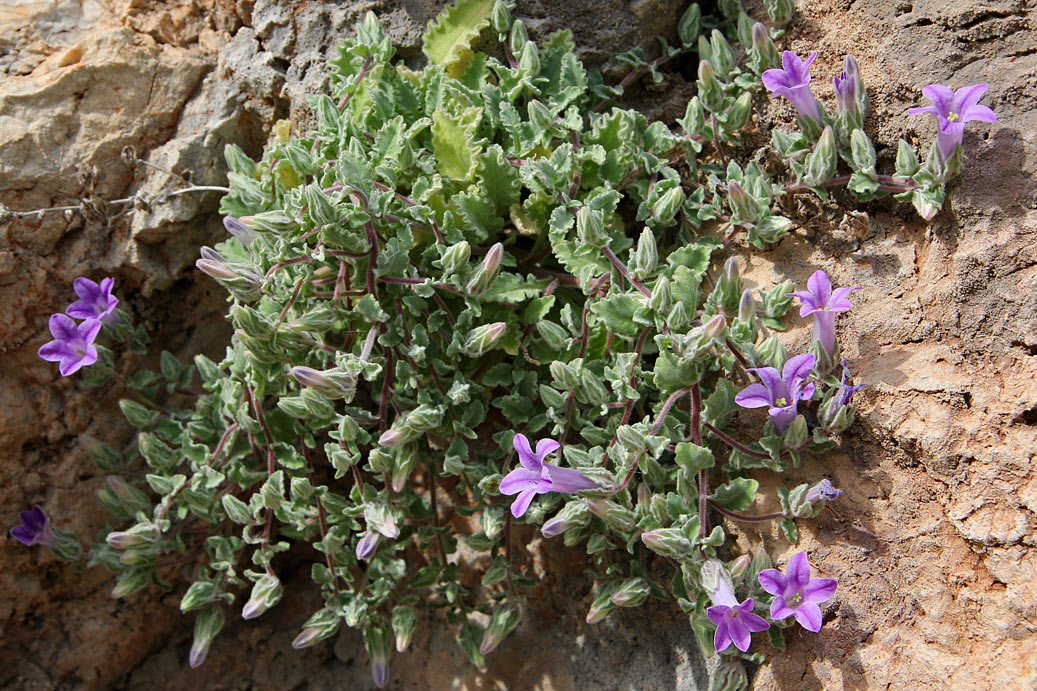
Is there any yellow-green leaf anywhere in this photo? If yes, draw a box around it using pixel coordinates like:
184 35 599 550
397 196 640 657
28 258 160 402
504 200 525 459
431 107 482 182
422 0 496 70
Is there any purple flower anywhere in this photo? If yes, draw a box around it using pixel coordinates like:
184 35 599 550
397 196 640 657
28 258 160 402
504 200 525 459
908 83 997 161
757 551 837 632
835 359 863 408
706 577 770 653
223 216 255 245
11 506 57 546
735 353 817 433
806 479 843 504
499 434 597 518
66 277 118 324
787 270 861 356
356 531 381 560
37 314 102 376
833 71 856 115
762 51 824 123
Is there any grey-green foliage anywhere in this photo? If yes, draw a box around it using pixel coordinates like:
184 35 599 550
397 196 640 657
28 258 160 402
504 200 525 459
90 0 863 682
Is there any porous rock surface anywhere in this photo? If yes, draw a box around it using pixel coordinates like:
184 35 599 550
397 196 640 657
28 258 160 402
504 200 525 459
0 0 1034 689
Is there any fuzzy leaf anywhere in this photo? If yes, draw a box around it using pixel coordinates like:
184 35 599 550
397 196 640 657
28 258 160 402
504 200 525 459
422 0 496 70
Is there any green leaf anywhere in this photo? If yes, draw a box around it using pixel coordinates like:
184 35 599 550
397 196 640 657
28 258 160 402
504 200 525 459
422 0 495 70
711 477 759 511
674 442 714 473
431 107 483 182
590 293 642 337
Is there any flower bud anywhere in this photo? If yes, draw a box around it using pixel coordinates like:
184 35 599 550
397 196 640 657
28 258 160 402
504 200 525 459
480 601 522 655
196 258 238 281
482 242 504 276
106 524 159 550
199 246 225 263
379 428 406 448
392 605 418 652
407 403 444 432
804 126 838 187
111 567 149 599
755 334 786 369
189 606 224 669
850 129 877 173
464 322 507 357
651 186 685 228
751 22 780 71
586 589 618 624
579 369 609 406
355 531 381 560
576 206 605 248
242 573 282 620
666 301 690 330
697 59 724 113
391 443 418 493
641 527 694 559
292 608 340 649
105 476 151 515
709 29 735 79
844 54 868 119
365 502 399 539
738 289 756 323
586 499 636 531
439 240 471 275
729 554 752 583
610 577 650 608
364 619 393 688
509 20 528 56
491 0 511 33
223 216 255 245
834 72 858 117
542 500 591 538
289 366 354 398
535 321 570 350
704 313 727 341
239 210 295 235
727 180 758 224
518 41 540 76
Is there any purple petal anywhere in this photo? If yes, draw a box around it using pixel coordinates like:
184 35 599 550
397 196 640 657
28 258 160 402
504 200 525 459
11 526 35 545
806 270 833 306
741 610 771 633
513 433 541 471
803 577 838 604
59 348 96 376
728 616 752 652
787 552 812 588
499 467 542 495
535 438 561 462
38 340 74 362
797 381 816 402
66 301 100 320
801 51 818 73
908 105 940 118
78 318 103 343
793 601 824 632
23 507 47 531
73 277 102 303
921 84 954 117
48 313 79 342
711 577 739 608
510 488 537 518
962 103 997 123
544 464 597 493
735 383 773 409
770 598 795 620
749 366 785 402
762 69 792 92
953 84 987 114
782 353 816 389
757 568 787 596
788 290 822 316
829 286 861 312
711 613 733 652
706 604 730 627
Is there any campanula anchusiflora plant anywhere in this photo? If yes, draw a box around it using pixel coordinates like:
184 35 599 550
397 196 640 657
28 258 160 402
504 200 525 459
757 551 838 632
735 353 817 433
500 434 597 518
909 83 997 161
11 506 56 547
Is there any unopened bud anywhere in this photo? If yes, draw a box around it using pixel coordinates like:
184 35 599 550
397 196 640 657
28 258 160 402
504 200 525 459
697 59 724 112
189 606 224 669
783 414 809 448
729 554 752 583
678 3 701 46
106 525 158 549
651 186 685 228
766 0 794 26
667 301 690 330
550 360 580 390
709 29 735 79
464 322 507 357
196 258 238 280
727 180 758 224
704 313 727 341
199 246 225 263
518 41 540 76
392 605 417 652
105 476 151 515
725 91 753 131
542 500 591 538
223 216 255 245
378 428 406 447
292 608 340 649
364 619 392 689
576 206 606 248
479 602 522 655
738 289 756 323
804 126 838 187
440 240 471 275
641 527 694 559
751 22 780 71
482 242 504 276
242 574 282 620
610 577 650 607
355 531 381 560
586 590 618 624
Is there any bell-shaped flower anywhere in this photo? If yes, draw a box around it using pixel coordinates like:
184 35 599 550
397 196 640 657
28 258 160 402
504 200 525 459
762 51 824 124
735 353 817 433
11 506 57 547
908 83 997 161
37 314 102 376
706 577 770 653
787 270 861 356
499 434 596 518
66 277 119 324
757 551 838 632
